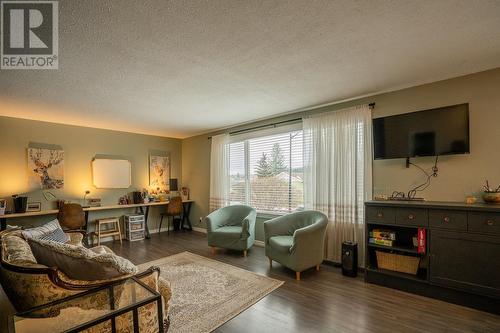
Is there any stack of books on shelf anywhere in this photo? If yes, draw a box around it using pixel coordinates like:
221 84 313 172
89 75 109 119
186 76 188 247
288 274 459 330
369 229 396 247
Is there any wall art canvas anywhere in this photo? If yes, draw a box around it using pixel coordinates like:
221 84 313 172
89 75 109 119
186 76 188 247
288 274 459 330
149 154 170 189
28 148 64 189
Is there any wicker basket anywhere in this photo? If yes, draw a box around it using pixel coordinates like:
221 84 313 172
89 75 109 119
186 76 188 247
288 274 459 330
376 251 420 275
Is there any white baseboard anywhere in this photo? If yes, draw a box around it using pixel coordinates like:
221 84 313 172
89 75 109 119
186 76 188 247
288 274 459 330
192 226 207 234
94 226 173 244
189 227 263 246
254 240 265 247
149 226 173 234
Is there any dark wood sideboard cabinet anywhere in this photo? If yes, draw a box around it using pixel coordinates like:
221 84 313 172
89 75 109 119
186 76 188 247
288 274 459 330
365 200 500 314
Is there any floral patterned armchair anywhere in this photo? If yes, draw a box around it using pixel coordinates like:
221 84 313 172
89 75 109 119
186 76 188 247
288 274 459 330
0 229 171 332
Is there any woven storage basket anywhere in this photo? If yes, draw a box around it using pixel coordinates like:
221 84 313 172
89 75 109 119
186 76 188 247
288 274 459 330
376 250 420 275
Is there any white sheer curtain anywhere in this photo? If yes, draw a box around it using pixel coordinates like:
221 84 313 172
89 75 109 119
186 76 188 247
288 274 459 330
209 133 230 211
303 105 373 264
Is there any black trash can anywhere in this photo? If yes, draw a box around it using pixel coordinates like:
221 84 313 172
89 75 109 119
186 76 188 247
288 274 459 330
13 196 28 213
341 241 358 277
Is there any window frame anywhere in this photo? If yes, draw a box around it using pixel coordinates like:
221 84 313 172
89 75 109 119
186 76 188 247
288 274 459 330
228 123 304 214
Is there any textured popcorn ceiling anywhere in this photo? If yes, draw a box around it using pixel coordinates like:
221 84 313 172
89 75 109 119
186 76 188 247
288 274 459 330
1 0 500 138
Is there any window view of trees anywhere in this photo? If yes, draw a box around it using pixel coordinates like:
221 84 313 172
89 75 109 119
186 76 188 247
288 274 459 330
229 131 304 213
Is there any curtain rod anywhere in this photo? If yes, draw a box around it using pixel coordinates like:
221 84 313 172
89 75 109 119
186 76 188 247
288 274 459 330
207 102 375 139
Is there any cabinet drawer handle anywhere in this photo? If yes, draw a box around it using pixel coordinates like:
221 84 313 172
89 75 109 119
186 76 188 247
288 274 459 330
377 212 383 218
486 220 494 226
443 216 450 223
408 214 415 220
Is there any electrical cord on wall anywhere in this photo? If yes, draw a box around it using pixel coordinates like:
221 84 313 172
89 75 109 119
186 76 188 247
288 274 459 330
407 155 439 199
389 156 439 200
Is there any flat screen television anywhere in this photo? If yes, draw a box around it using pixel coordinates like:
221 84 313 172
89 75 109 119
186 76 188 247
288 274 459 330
373 103 469 159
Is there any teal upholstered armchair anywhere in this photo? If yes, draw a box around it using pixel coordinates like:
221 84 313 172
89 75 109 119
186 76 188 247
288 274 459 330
205 205 257 256
264 211 328 280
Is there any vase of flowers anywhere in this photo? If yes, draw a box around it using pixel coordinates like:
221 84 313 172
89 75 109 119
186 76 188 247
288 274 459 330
482 180 500 204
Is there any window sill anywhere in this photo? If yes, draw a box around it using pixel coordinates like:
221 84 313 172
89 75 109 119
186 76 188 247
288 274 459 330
257 211 287 219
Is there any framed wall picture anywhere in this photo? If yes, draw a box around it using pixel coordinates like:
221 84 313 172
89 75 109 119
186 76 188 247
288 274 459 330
27 147 64 189
149 153 170 190
26 202 41 212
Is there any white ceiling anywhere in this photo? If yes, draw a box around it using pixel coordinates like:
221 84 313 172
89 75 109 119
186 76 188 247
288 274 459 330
1 0 500 138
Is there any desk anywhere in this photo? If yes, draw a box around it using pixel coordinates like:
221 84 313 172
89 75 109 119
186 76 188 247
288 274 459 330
0 200 195 239
181 200 194 231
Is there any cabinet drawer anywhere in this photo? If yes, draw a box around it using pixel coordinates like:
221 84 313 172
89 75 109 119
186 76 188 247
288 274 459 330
126 230 145 241
366 206 396 225
468 212 500 235
429 210 467 230
396 208 428 227
126 221 144 231
125 215 145 223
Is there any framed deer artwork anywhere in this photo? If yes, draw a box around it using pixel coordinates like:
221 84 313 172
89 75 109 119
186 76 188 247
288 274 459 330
27 148 64 189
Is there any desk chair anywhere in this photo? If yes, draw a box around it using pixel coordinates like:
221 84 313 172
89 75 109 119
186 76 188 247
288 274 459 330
159 197 183 235
57 203 88 244
58 203 85 231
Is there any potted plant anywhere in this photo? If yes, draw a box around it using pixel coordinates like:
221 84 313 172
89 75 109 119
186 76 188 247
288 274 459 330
482 180 500 204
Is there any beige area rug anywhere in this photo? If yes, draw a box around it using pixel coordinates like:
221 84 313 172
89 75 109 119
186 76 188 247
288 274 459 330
139 251 284 333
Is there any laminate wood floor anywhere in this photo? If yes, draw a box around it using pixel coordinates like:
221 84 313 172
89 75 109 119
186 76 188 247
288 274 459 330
1 231 499 333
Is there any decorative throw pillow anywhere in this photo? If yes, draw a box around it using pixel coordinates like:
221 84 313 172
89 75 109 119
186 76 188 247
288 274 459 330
3 234 37 265
37 228 70 243
22 219 70 243
28 238 138 280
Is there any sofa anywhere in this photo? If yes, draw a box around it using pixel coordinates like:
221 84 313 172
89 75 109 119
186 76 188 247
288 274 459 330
0 229 171 332
264 211 328 280
205 205 256 256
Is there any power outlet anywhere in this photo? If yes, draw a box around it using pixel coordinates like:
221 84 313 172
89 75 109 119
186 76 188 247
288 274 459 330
199 217 203 225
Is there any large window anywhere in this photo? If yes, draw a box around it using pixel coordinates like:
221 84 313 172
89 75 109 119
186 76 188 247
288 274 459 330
229 129 304 214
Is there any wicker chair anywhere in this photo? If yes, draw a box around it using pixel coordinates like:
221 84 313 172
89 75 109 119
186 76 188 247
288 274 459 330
159 197 183 235
57 203 88 244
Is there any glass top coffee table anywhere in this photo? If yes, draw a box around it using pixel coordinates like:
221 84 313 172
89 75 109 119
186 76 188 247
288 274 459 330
14 277 164 333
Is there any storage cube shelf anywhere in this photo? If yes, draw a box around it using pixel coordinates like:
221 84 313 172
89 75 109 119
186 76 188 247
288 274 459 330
124 214 145 241
366 223 427 280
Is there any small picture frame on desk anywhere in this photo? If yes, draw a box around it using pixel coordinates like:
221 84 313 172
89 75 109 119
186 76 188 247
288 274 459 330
0 199 6 215
26 202 41 212
181 187 189 201
88 198 102 207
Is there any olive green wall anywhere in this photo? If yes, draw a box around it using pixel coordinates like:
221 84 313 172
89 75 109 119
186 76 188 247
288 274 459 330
0 116 182 233
182 68 500 240
3 68 499 240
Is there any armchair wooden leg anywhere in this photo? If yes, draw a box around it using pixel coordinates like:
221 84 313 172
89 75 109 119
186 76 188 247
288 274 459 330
210 247 216 255
268 257 272 268
316 265 320 271
243 250 247 257
295 271 301 281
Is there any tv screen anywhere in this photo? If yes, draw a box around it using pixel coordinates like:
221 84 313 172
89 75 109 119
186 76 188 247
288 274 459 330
373 103 469 159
